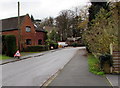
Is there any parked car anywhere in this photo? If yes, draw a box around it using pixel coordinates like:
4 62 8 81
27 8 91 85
58 42 68 48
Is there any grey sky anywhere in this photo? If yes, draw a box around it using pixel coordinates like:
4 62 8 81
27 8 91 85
0 0 90 20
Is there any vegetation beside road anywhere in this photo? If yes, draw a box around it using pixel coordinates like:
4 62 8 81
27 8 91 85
0 55 11 60
0 52 42 60
88 54 104 75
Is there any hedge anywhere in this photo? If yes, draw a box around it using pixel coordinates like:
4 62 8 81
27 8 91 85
2 35 6 54
49 43 58 49
5 35 17 57
23 45 49 52
0 35 2 54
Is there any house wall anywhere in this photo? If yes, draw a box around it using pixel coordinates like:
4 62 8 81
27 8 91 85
20 15 36 49
2 14 46 51
35 32 45 45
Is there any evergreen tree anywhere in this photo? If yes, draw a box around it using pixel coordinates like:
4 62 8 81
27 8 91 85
88 0 109 27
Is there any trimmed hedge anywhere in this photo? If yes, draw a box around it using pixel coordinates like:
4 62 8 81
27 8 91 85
72 42 78 47
2 35 6 54
24 45 49 52
0 35 2 54
5 35 17 57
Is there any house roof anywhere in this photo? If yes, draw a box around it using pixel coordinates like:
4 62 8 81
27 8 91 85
34 21 47 33
67 37 81 41
1 15 25 32
1 14 47 33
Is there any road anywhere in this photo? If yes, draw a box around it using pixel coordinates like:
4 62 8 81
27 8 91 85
2 47 82 86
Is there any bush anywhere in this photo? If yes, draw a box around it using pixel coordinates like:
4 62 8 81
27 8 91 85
5 35 17 57
2 35 6 54
53 43 58 49
24 45 49 52
99 54 113 73
88 54 104 75
46 39 58 49
71 42 78 47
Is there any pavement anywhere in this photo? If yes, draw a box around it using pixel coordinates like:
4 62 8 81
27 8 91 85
106 74 119 88
48 49 117 87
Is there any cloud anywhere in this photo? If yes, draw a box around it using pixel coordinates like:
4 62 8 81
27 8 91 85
0 0 90 19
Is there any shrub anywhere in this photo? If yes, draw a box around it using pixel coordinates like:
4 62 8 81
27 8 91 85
88 54 104 75
24 45 49 52
71 42 78 47
99 54 113 73
5 35 17 57
2 35 6 54
46 39 58 49
53 43 58 49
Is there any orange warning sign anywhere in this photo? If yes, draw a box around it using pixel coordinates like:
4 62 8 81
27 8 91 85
14 50 21 57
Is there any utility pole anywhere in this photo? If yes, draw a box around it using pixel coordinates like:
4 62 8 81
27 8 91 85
18 2 21 51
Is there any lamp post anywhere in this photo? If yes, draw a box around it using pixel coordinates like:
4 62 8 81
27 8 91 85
18 2 21 51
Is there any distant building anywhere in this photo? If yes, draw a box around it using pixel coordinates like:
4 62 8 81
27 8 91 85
44 26 58 35
66 37 81 45
1 14 47 51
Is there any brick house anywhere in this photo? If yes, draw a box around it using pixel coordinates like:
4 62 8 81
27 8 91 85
1 14 47 51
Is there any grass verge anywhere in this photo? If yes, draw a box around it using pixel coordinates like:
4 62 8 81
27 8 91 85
0 52 41 60
88 54 104 75
0 55 11 60
21 52 41 56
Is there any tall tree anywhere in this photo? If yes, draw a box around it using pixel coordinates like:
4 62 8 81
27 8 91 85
88 0 109 26
83 1 119 54
55 10 75 41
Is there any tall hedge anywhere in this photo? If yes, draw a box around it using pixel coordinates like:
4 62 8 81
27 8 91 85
0 35 2 54
2 35 6 54
5 35 17 57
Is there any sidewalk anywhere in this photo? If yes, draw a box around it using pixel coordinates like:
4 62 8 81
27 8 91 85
0 49 60 65
106 74 119 88
48 49 112 87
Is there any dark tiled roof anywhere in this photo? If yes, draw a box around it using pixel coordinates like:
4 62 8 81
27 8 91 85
34 22 47 33
1 15 25 32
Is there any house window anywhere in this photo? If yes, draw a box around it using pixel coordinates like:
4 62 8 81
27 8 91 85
38 39 42 45
26 39 32 45
26 26 31 32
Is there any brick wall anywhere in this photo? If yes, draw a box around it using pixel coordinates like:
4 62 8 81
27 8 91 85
35 32 45 45
2 15 46 51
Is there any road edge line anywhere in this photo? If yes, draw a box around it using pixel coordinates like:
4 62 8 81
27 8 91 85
105 75 114 88
40 49 79 87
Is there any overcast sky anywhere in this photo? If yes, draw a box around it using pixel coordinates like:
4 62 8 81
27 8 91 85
0 0 91 20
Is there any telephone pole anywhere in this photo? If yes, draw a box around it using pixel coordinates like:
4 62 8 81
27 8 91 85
18 2 21 51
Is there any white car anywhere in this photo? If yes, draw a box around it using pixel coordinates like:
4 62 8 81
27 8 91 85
58 42 68 47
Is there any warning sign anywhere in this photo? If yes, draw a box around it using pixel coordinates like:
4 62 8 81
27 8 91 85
14 50 21 57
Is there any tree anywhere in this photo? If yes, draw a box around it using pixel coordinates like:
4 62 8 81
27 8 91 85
55 10 75 41
88 0 109 27
40 17 54 27
55 9 84 41
83 2 119 55
49 30 60 42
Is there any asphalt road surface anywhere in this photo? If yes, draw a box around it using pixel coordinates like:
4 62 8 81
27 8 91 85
1 47 83 86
